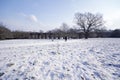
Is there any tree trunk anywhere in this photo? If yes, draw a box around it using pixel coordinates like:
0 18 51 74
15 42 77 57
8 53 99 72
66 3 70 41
84 32 89 39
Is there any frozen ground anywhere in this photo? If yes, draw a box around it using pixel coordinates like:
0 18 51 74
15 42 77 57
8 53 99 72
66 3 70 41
0 38 120 80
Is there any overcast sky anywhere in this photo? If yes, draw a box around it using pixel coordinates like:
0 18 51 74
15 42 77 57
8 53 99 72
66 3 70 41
0 0 120 32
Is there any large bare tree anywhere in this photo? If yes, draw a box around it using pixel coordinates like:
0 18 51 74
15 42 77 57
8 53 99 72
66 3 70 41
75 12 104 39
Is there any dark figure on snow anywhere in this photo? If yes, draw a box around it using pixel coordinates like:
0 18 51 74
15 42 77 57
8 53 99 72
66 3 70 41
64 36 67 41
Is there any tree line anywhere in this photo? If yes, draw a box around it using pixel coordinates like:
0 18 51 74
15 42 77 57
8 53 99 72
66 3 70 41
0 12 120 40
0 23 120 40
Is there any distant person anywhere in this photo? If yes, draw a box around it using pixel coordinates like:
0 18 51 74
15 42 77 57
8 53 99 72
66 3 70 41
64 36 67 41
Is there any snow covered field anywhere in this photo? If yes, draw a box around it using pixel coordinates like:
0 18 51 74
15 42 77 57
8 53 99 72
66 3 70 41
0 38 120 80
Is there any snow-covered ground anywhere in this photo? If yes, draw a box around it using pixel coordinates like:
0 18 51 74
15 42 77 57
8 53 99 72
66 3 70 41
0 38 120 80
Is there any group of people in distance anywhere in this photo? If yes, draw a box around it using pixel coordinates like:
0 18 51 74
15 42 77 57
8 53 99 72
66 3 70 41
52 36 68 41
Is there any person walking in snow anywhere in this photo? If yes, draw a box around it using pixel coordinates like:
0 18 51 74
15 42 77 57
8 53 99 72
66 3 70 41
64 36 67 41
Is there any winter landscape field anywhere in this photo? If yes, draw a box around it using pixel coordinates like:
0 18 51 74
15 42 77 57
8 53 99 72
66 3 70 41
0 38 120 80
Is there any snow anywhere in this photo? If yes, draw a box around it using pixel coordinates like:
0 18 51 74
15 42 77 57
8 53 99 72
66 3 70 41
0 38 120 80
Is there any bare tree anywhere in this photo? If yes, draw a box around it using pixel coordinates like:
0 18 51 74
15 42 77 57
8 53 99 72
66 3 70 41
60 23 70 39
60 23 69 33
75 12 104 39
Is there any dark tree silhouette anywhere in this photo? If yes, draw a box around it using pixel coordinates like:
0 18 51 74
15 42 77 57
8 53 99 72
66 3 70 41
0 24 13 39
111 29 120 37
75 12 104 39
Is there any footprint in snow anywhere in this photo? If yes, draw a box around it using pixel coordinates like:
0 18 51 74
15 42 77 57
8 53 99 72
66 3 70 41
106 64 120 68
93 71 102 79
6 63 14 67
82 62 89 66
0 72 4 77
49 71 72 80
49 51 56 55
43 61 50 65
